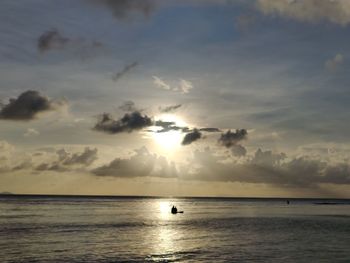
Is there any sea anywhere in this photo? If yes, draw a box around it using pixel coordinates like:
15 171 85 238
0 195 349 263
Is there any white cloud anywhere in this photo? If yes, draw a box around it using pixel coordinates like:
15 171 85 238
0 140 14 152
257 0 350 25
325 53 344 71
24 128 40 137
178 79 193 94
152 76 171 90
92 146 178 178
152 76 194 94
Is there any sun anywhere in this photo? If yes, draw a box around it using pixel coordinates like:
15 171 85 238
153 130 183 150
152 114 187 151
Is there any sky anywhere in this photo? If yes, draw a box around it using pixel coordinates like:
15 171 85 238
1 0 350 198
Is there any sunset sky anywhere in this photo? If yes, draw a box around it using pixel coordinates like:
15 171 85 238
1 0 350 197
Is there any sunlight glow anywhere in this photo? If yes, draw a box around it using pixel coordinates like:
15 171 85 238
159 201 170 214
158 201 172 220
152 114 187 151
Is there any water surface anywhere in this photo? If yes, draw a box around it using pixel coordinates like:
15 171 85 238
1 195 349 262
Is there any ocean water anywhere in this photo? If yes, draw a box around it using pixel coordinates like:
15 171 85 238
0 196 349 263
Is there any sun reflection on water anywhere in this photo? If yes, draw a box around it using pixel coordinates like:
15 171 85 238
146 200 185 261
158 201 172 219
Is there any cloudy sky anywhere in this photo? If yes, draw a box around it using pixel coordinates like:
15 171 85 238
1 0 350 197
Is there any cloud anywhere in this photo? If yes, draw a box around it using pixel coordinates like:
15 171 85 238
24 128 40 137
112 62 138 81
153 76 171 90
92 147 177 178
218 129 248 148
93 110 208 136
37 28 103 55
152 76 194 94
177 79 193 94
36 147 98 172
60 147 98 166
154 120 176 129
186 148 350 187
12 161 32 171
118 101 138 112
231 144 247 157
0 143 98 174
94 111 152 134
154 120 221 139
90 0 156 21
252 148 286 166
38 29 69 53
0 141 14 153
0 90 66 121
35 162 67 172
154 119 190 133
0 141 15 171
256 0 350 25
159 104 182 113
182 129 202 145
199 128 221 132
325 53 344 71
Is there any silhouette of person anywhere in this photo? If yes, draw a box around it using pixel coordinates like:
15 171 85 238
171 205 177 214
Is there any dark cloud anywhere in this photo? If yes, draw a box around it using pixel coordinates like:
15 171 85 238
153 120 220 142
35 147 98 172
94 111 152 134
199 128 221 132
231 144 247 157
36 162 68 172
154 120 176 129
112 62 138 81
182 129 202 145
38 29 69 53
12 161 32 171
0 90 65 121
157 126 184 133
92 147 177 178
252 148 286 166
159 104 182 113
153 121 219 134
153 120 185 133
323 164 350 184
61 147 98 166
218 129 248 148
118 101 138 112
93 111 213 136
90 0 156 21
37 28 103 56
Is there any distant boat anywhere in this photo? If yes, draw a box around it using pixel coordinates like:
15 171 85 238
171 210 184 214
171 206 184 214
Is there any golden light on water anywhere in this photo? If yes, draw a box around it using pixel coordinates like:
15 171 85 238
158 201 172 219
149 200 182 261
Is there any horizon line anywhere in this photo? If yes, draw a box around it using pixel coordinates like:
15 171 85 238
0 193 349 200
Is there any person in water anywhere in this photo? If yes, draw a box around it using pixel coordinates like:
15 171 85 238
171 205 177 214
